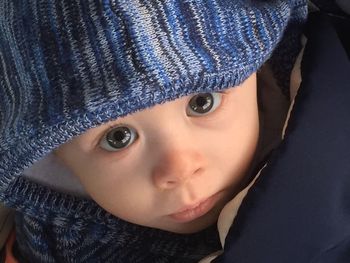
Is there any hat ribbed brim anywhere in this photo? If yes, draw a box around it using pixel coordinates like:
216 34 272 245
0 0 307 198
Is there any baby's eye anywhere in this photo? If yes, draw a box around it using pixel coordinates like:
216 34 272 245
100 126 138 152
186 92 222 116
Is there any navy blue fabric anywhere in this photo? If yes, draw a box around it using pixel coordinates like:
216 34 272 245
214 12 350 263
311 0 348 16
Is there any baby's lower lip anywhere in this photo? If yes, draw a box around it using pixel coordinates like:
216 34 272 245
168 192 222 223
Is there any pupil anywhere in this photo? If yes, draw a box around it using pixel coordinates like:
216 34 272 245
114 130 126 141
196 96 207 107
107 127 131 148
190 93 213 113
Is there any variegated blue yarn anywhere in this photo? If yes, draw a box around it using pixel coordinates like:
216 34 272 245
0 0 307 261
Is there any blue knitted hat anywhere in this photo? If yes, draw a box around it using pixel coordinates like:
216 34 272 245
0 0 307 202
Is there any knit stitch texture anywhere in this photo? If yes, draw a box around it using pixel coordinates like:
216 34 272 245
0 0 307 261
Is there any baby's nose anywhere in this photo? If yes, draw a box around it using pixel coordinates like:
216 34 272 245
152 150 204 190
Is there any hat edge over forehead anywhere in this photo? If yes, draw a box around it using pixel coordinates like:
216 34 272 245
0 0 307 200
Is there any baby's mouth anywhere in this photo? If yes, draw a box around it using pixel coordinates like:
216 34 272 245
168 191 223 223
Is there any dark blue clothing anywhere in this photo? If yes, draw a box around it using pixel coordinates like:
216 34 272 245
215 11 350 263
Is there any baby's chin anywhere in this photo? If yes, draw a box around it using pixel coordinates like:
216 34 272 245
166 219 217 234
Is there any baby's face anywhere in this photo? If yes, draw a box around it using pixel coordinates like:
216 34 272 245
55 73 259 233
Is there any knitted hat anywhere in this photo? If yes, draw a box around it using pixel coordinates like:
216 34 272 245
0 0 307 203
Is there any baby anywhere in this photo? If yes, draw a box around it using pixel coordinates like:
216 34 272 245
0 0 307 262
54 73 259 235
